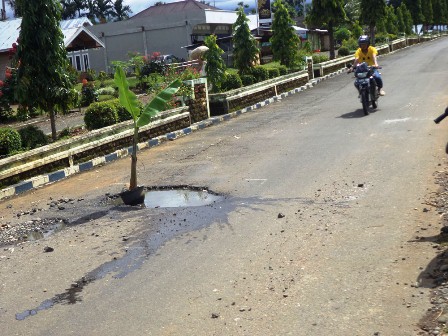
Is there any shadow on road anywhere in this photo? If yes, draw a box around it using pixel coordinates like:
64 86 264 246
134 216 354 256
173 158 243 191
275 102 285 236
337 108 379 119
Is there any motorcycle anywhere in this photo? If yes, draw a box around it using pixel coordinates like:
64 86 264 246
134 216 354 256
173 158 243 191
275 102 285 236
349 62 381 116
434 107 448 154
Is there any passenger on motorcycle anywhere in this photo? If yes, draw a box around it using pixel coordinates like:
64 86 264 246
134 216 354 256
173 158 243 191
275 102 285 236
348 35 385 96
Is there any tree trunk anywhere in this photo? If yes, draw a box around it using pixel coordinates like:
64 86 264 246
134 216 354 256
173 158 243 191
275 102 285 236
129 124 139 190
49 108 57 141
369 25 376 46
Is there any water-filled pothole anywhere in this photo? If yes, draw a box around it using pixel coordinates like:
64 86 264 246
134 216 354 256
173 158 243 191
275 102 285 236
144 186 223 208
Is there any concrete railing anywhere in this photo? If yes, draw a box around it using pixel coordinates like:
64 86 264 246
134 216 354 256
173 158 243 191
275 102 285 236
0 107 190 188
208 70 309 116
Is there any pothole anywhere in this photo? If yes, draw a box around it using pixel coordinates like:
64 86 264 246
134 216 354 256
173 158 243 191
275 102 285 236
143 186 223 208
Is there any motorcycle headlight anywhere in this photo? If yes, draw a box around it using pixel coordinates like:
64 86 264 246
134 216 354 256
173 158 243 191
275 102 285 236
356 72 368 78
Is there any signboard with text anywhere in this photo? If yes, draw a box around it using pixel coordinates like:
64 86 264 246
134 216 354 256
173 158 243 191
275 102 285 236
258 0 272 21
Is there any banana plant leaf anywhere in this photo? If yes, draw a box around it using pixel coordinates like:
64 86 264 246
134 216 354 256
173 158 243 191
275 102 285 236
114 66 141 121
137 79 181 127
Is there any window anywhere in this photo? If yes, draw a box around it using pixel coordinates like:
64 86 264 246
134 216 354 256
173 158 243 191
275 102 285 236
75 55 82 71
83 54 89 70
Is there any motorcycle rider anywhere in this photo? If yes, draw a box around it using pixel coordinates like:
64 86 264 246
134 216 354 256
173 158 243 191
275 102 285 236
348 35 385 96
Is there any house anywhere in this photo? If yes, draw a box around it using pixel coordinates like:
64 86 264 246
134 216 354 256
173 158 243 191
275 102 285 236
0 17 105 80
85 0 257 73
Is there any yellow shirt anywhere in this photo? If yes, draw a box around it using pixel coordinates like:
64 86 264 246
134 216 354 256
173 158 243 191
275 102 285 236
355 46 378 66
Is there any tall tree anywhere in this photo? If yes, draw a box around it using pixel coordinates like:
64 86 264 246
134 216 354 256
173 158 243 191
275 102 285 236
396 4 406 33
232 8 260 74
403 0 424 33
111 0 132 21
15 0 75 140
344 0 361 22
271 0 301 65
72 0 87 17
204 35 226 93
93 0 114 23
359 0 386 45
400 2 413 35
422 0 433 32
433 0 448 31
60 0 78 19
384 5 398 35
306 0 347 59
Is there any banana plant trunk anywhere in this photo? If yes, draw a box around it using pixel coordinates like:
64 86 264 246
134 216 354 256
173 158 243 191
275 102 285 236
129 123 139 190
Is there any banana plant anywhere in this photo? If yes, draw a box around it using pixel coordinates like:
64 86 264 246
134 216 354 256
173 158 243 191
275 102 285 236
114 65 181 190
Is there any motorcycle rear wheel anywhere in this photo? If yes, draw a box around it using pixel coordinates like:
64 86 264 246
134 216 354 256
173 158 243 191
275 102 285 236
361 90 369 115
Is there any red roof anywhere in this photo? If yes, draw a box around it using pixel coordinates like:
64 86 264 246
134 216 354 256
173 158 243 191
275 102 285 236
131 0 219 19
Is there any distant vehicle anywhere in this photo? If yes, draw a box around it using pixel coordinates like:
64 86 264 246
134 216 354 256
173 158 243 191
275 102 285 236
156 54 181 64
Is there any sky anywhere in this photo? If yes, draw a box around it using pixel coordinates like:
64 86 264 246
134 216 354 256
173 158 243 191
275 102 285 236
2 0 257 19
2 0 311 19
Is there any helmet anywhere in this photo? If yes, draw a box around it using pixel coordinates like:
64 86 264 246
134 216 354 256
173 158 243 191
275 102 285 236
358 35 370 46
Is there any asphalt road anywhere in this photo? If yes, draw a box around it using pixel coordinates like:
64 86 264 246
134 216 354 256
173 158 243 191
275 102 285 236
1 38 448 336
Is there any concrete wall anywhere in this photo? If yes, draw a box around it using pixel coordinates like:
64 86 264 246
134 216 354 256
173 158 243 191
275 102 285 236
87 10 207 73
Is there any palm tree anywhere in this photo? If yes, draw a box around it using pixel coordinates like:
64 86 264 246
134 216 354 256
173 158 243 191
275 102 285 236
111 0 132 21
94 0 114 23
60 0 77 19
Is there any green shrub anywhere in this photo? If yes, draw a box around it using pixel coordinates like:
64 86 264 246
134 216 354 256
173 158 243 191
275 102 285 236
84 101 119 130
221 72 242 91
278 65 288 75
338 46 350 57
250 66 269 82
312 54 330 64
342 37 359 52
18 125 48 150
267 68 280 79
0 128 21 157
334 28 352 43
110 99 141 122
240 74 255 86
80 82 99 107
96 86 116 96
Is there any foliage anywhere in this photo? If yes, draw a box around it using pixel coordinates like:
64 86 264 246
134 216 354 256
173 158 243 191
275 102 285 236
351 20 364 39
110 99 140 122
399 3 414 35
306 0 346 59
114 66 181 190
16 105 41 122
15 0 75 141
278 65 288 75
381 5 399 36
337 46 350 56
240 74 255 86
267 68 280 79
96 86 117 96
232 8 260 75
98 71 108 88
250 66 270 83
359 0 387 43
84 101 119 130
18 125 48 150
80 79 99 107
0 66 17 122
270 0 301 67
221 73 243 91
0 128 21 157
312 53 330 63
204 35 227 93
342 37 359 51
334 27 352 43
